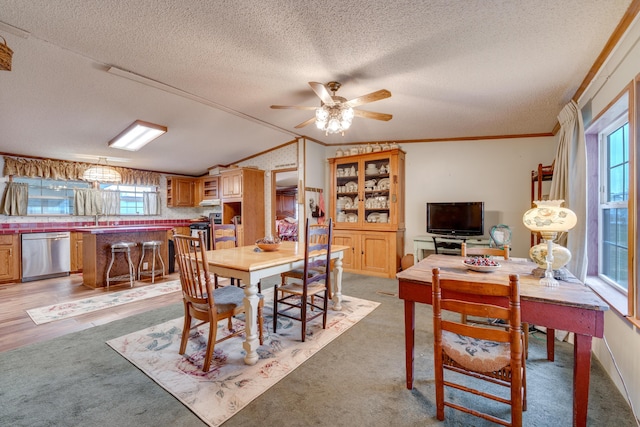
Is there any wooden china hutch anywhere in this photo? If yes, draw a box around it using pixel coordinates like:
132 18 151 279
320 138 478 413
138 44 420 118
329 148 405 278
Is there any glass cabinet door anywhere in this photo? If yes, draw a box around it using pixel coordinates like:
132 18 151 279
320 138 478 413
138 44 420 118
362 156 391 225
334 159 360 225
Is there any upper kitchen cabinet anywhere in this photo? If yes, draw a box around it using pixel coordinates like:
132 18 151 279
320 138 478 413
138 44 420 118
166 176 196 207
200 175 219 201
220 169 244 199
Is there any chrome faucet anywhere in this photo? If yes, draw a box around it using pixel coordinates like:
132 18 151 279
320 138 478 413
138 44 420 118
95 213 101 226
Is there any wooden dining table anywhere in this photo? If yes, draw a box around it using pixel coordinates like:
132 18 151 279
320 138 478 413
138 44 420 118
204 241 348 366
396 254 609 427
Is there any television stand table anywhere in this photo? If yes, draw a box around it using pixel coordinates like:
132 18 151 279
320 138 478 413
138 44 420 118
413 235 491 261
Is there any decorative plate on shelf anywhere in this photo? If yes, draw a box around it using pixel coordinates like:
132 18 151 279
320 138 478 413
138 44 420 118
337 196 352 209
346 213 358 222
377 178 390 190
345 181 358 192
462 258 501 272
367 213 380 223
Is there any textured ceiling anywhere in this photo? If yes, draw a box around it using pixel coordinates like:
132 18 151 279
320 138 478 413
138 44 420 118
0 0 634 176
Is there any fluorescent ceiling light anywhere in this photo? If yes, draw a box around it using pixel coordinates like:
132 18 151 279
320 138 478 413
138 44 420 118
108 120 167 151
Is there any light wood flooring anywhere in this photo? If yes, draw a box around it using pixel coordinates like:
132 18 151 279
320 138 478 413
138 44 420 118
0 272 184 353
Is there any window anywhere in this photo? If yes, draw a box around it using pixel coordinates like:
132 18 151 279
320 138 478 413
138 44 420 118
13 177 90 215
99 183 157 215
585 82 637 322
11 177 157 216
599 119 629 292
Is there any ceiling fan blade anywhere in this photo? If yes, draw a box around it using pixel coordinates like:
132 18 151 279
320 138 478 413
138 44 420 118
345 89 391 108
354 110 393 121
270 105 317 110
294 117 317 128
308 82 335 105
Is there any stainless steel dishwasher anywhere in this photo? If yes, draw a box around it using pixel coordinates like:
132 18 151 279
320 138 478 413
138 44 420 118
21 232 71 282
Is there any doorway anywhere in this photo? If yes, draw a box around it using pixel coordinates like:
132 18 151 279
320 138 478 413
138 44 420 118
271 169 299 241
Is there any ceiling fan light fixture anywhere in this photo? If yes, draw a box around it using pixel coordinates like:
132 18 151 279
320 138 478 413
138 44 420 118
108 120 167 151
315 104 354 135
271 81 391 134
315 106 329 129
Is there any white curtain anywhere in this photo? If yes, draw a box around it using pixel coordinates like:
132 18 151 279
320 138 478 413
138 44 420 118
142 192 160 215
101 190 120 215
73 188 103 216
1 182 29 216
549 100 588 282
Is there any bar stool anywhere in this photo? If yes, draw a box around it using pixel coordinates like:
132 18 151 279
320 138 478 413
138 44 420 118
106 242 136 290
138 240 165 283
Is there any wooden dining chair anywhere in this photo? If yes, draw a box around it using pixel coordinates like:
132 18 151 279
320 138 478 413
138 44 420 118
461 242 510 259
461 242 531 358
211 223 242 288
273 219 332 342
279 222 332 299
432 267 526 426
173 230 264 372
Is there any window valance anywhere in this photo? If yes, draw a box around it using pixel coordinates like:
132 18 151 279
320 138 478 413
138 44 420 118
3 156 160 186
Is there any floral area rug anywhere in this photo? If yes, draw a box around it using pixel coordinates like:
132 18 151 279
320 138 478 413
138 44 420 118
26 280 182 325
107 289 379 427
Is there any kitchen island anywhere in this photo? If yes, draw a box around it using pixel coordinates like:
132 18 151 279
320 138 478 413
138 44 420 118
74 225 173 288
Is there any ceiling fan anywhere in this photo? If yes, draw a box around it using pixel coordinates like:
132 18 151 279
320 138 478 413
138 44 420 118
270 81 392 135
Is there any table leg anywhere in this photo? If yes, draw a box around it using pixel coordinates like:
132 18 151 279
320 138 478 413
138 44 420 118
242 281 260 365
573 333 593 427
547 328 555 361
332 256 343 311
404 299 416 389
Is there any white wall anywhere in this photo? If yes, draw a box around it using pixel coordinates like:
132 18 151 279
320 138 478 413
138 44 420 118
325 137 557 259
578 15 640 413
304 140 326 189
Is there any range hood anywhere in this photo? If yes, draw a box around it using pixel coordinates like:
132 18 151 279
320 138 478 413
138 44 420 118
199 198 221 206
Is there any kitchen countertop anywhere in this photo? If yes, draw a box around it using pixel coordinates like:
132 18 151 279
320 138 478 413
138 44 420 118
71 225 174 234
0 220 190 235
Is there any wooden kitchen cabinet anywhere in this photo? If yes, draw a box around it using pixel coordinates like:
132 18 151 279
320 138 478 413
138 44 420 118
333 229 404 278
220 168 265 246
201 175 219 201
166 176 196 207
329 149 406 278
0 234 20 283
220 169 244 199
70 232 83 273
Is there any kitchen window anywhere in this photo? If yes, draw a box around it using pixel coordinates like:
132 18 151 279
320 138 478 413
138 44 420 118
13 177 158 216
13 177 90 215
99 183 159 215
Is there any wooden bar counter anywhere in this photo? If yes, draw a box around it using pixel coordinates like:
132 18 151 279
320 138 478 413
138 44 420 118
74 225 173 288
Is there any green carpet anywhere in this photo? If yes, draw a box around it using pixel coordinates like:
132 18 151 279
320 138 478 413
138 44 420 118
0 273 636 426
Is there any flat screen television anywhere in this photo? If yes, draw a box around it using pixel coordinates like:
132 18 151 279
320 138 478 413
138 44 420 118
426 202 484 237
